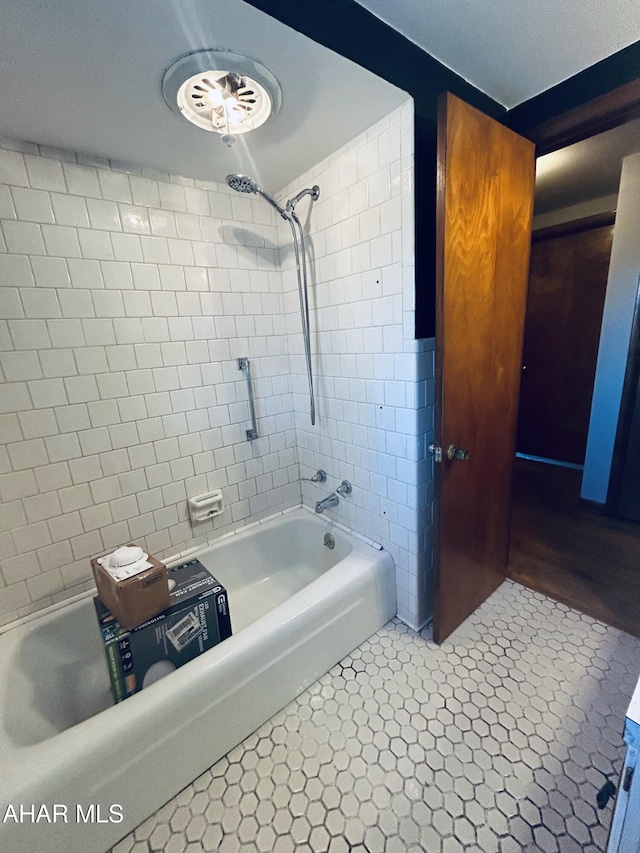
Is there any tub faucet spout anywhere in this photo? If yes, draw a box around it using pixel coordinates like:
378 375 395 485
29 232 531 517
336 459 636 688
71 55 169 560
315 493 339 513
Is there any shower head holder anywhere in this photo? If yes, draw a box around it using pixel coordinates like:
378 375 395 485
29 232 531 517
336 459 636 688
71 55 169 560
286 185 320 213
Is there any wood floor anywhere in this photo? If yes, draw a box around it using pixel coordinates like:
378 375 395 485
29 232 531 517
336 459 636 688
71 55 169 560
508 458 640 637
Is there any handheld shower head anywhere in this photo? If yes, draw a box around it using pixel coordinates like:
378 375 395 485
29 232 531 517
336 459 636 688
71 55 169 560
226 173 258 194
226 173 287 218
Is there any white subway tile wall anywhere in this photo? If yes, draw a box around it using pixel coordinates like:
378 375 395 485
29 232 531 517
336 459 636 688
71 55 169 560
281 103 435 627
0 101 435 630
0 138 299 626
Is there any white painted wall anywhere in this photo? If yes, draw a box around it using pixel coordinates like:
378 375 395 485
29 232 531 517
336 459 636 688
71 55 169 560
582 152 640 503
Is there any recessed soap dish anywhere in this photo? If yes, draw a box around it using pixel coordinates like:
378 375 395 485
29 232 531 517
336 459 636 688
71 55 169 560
188 490 224 523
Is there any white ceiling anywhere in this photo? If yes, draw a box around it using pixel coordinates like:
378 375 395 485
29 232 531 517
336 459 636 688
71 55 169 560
0 0 639 208
354 0 640 108
0 0 409 192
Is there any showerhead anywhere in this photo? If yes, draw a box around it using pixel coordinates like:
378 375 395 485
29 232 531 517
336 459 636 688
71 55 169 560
226 173 287 218
226 173 258 194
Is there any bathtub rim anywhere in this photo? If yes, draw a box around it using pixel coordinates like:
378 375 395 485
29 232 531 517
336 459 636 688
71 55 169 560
0 503 384 640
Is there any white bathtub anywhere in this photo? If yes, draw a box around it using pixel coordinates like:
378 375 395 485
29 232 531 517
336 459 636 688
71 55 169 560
0 507 395 853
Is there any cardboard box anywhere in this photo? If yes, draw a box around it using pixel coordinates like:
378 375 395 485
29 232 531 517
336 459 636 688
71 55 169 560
92 547 170 630
94 559 232 704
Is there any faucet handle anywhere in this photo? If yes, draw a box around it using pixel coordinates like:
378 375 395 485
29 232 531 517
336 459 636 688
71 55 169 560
302 469 327 483
336 480 352 496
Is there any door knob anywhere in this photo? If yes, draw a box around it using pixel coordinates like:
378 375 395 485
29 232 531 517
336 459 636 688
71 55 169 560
447 444 470 461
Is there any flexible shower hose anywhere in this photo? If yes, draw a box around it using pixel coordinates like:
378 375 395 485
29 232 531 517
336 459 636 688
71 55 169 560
288 212 316 426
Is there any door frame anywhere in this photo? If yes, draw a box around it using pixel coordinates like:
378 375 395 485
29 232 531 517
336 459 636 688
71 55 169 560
531 210 616 243
525 78 640 155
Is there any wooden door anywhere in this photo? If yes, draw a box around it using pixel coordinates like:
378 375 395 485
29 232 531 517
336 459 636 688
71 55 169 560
433 93 536 644
517 219 614 465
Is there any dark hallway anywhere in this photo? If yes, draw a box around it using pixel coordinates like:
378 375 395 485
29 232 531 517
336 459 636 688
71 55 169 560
508 457 640 637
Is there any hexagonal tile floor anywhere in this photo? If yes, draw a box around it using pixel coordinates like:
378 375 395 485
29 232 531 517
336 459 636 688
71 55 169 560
109 580 640 853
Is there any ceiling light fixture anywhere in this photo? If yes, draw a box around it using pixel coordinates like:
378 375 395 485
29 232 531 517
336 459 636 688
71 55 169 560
162 49 282 147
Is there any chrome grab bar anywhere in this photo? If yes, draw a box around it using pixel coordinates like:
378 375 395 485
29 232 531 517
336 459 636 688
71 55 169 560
237 357 259 441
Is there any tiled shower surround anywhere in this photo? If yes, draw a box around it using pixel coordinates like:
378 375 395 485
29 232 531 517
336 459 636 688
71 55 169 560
281 108 433 628
109 582 640 853
0 100 433 629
